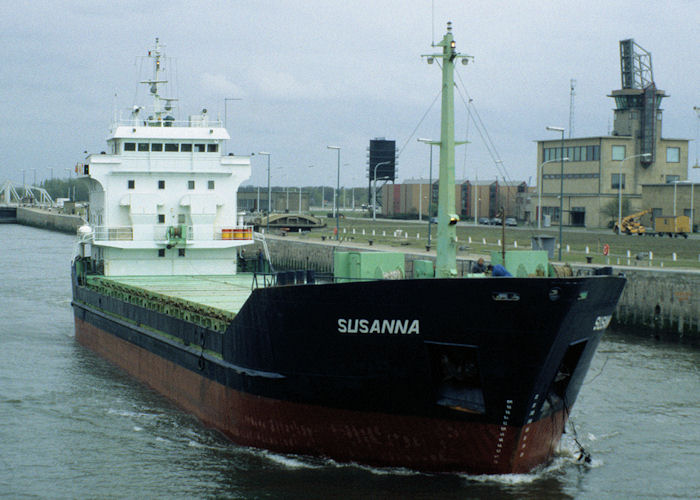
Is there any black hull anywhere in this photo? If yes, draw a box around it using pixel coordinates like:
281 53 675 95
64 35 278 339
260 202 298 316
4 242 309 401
72 271 625 473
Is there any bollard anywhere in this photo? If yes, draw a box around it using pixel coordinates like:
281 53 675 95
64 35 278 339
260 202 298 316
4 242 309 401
498 239 501 246
416 233 420 239
372 229 375 236
468 236 472 244
482 237 486 244
362 229 366 235
352 228 356 234
673 252 677 261
585 246 589 254
514 240 518 248
382 231 386 236
566 245 570 253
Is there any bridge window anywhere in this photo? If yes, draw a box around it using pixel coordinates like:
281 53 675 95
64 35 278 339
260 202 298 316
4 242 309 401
164 143 178 152
158 180 165 189
207 144 218 152
138 143 149 152
178 249 186 257
158 214 165 223
195 144 206 152
158 249 165 257
124 142 136 151
208 180 215 190
128 180 135 189
178 214 186 224
181 144 193 152
151 143 163 152
188 180 195 190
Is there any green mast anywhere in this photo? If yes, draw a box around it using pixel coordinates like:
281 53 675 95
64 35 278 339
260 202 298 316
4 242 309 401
424 22 472 278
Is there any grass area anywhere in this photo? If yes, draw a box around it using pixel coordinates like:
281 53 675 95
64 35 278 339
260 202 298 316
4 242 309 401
295 215 700 269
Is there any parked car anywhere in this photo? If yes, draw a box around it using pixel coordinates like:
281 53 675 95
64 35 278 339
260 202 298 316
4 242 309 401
490 217 502 225
505 217 517 226
478 217 490 225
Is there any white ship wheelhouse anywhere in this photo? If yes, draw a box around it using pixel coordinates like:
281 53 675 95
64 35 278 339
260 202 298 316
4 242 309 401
78 39 253 277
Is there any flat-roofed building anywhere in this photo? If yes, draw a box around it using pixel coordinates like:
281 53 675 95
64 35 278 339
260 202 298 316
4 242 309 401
536 39 689 228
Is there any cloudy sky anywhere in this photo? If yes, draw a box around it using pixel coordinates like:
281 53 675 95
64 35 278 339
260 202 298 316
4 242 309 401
1 0 698 189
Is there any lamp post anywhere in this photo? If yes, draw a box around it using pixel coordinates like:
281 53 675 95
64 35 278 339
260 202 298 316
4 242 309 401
327 146 341 240
224 97 241 154
538 158 569 230
371 160 391 221
545 126 565 260
258 152 271 233
417 138 439 249
616 152 651 234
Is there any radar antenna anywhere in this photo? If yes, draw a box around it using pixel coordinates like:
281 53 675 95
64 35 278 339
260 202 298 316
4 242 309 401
139 38 177 125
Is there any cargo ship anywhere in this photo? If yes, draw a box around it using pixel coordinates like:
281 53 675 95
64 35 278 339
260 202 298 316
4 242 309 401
72 29 625 474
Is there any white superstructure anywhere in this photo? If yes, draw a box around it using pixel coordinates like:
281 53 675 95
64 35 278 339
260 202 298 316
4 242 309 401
79 39 253 276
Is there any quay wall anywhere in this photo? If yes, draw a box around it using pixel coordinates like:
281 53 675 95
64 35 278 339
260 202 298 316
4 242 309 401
255 237 700 342
17 207 84 234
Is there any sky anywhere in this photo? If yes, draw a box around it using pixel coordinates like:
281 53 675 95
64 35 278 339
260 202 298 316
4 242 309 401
1 0 698 190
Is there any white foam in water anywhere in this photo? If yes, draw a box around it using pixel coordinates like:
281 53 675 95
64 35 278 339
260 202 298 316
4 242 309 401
132 426 143 432
257 450 325 469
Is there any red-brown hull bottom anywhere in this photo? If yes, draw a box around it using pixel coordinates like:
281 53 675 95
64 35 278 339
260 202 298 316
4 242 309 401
75 316 566 474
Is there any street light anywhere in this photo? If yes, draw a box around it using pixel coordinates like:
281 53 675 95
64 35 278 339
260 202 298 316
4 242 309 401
258 152 271 233
616 152 651 234
545 126 565 260
327 146 341 240
673 181 695 232
417 138 439 249
538 158 569 230
224 97 241 154
371 160 391 221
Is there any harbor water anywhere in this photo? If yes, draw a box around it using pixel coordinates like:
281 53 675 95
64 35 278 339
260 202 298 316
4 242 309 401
1 224 698 499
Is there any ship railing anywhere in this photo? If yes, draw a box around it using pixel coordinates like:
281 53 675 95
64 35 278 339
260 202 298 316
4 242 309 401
91 225 254 242
92 226 134 241
112 118 224 128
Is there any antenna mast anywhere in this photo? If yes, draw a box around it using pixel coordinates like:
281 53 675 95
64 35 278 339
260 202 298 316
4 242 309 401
694 106 700 168
568 79 576 138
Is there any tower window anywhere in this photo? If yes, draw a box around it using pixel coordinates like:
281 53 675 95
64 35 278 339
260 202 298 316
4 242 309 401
188 180 195 190
158 249 165 257
666 147 680 163
128 180 135 189
178 249 186 257
612 145 626 161
208 180 215 190
158 180 165 189
158 214 165 223
611 173 625 190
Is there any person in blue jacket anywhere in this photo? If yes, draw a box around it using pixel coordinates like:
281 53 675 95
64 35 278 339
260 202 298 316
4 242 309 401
488 264 512 277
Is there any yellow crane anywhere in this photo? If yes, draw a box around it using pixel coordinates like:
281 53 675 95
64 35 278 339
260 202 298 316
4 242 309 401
613 208 652 235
